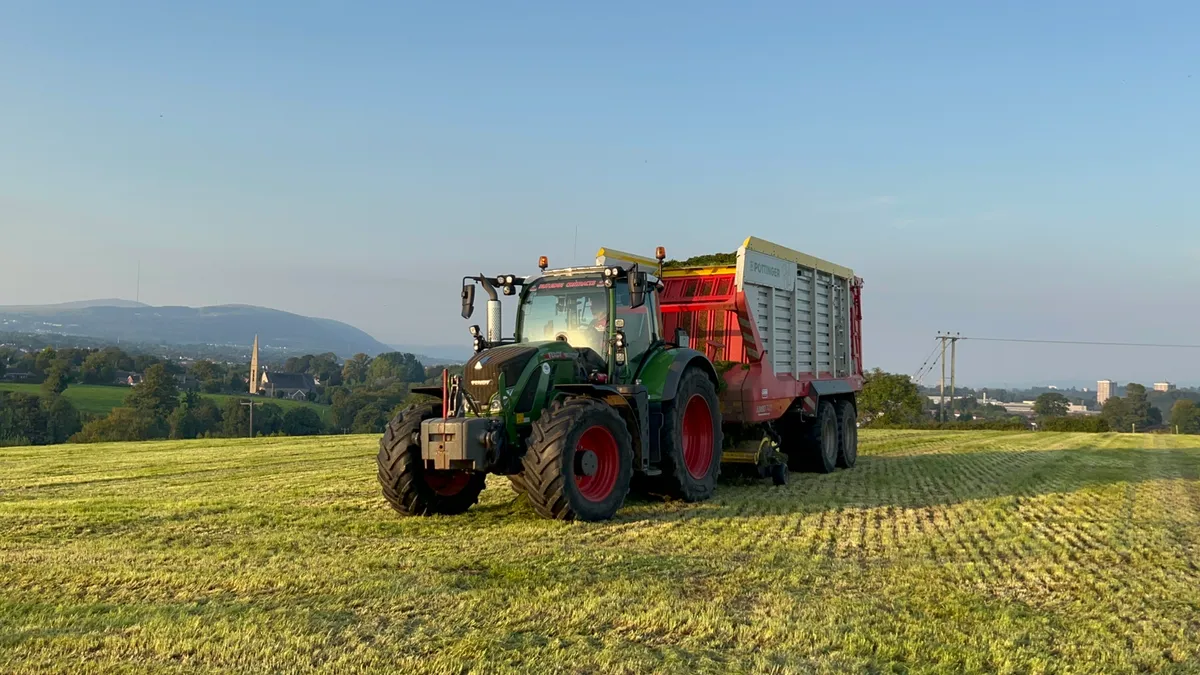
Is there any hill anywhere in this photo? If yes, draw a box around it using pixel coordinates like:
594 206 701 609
0 300 389 356
1 430 1198 672
387 344 472 365
0 298 148 312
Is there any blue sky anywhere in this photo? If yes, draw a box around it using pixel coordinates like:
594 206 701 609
2 1 1199 385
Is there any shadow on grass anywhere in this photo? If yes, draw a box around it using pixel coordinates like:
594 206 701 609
624 446 1200 521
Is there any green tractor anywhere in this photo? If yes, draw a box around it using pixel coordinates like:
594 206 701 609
377 251 723 521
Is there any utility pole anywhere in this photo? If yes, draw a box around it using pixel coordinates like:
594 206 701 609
950 332 960 419
939 333 947 422
240 400 260 438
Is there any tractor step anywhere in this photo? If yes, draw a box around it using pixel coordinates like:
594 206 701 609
640 467 662 476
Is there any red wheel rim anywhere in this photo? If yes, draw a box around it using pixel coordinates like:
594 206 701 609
425 470 471 497
682 394 714 480
575 425 620 502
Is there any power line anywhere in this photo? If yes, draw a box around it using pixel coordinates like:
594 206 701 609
911 340 942 381
958 336 1200 349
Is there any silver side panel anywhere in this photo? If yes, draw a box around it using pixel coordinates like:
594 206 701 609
736 246 853 379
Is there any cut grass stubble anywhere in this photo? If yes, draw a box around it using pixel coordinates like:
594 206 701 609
1 430 1198 673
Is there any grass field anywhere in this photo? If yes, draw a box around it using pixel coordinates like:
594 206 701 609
1 431 1199 673
0 383 331 424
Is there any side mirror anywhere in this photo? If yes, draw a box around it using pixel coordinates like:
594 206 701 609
629 269 647 309
461 283 476 319
674 327 690 350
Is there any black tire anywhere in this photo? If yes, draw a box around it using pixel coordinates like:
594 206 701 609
769 461 788 486
507 474 527 495
522 397 634 521
835 400 858 468
377 404 487 516
657 369 724 502
808 401 839 473
777 412 816 472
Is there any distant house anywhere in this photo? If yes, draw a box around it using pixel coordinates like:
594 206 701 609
174 373 199 392
259 372 316 400
1 371 33 382
114 371 143 386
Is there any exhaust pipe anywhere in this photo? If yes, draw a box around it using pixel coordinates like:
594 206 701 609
487 299 502 343
477 274 502 344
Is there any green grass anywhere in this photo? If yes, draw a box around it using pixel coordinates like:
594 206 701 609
0 383 331 424
0 382 128 416
1 430 1199 673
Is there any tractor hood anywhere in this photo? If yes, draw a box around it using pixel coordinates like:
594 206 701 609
462 344 540 410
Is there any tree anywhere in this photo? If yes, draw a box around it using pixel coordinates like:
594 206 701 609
308 353 341 384
34 347 58 375
190 360 220 382
1124 383 1157 430
351 401 390 434
368 352 425 384
125 364 180 418
857 369 925 426
220 398 253 437
342 354 371 386
71 407 167 443
1102 396 1131 432
282 407 324 436
41 360 71 395
1033 392 1069 418
80 351 116 384
1170 400 1200 434
0 392 49 446
43 395 82 443
169 396 223 439
220 399 283 437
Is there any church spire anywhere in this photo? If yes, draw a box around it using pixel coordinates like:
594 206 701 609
249 335 259 395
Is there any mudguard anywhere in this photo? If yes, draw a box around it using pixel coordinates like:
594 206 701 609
637 348 719 403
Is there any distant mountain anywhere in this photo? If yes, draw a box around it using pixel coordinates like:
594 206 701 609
0 300 390 356
389 345 473 365
0 298 149 312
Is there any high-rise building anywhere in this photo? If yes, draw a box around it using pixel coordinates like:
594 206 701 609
1154 382 1176 392
1097 380 1118 406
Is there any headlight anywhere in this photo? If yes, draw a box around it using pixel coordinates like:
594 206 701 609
490 398 502 412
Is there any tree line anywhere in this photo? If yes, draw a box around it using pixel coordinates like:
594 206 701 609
858 369 1196 434
1 344 459 446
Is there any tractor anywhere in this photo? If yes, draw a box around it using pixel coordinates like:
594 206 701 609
377 249 724 521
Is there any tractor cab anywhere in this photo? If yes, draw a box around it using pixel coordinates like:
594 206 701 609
514 266 660 384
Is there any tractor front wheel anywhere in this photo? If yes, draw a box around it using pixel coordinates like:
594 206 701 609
522 398 634 521
377 404 486 516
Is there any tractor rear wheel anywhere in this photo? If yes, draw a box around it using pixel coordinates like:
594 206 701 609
377 404 486 516
835 400 859 468
657 369 724 501
522 397 634 521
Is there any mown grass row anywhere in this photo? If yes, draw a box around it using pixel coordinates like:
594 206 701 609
1 431 1198 673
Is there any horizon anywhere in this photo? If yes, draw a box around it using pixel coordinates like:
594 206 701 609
4 2 1199 383
3 296 1197 390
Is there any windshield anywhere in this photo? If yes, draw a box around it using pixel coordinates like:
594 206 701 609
518 276 616 354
